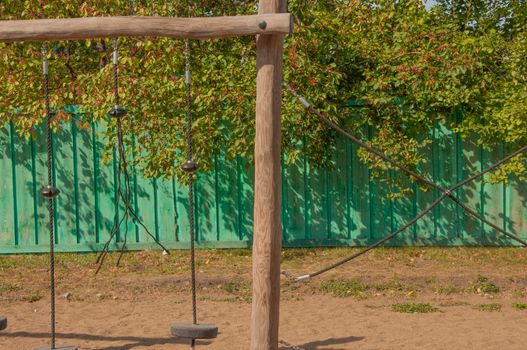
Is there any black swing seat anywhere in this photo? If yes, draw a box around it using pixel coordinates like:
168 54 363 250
33 346 77 350
0 316 6 330
171 323 218 339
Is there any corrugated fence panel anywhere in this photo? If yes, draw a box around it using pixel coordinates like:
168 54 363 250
0 125 14 246
76 120 97 245
1 111 526 254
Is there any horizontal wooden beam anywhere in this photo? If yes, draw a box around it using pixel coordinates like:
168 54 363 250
0 14 293 42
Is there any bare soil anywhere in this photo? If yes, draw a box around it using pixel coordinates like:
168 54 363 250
0 247 526 349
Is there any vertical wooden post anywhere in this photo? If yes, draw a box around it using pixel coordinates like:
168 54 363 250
251 1 286 350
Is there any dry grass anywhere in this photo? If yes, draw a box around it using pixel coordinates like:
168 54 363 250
1 247 526 306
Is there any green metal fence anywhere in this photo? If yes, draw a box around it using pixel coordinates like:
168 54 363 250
0 117 526 254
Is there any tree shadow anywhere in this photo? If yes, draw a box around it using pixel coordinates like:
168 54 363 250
279 336 364 350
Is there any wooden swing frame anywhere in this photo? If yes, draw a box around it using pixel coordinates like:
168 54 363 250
0 1 289 350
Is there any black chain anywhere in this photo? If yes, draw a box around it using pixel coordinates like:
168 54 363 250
42 42 56 349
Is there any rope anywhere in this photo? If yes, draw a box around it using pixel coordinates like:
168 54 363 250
112 36 131 266
41 42 57 349
283 82 527 245
96 38 169 274
113 39 120 108
185 37 199 348
290 194 447 280
283 83 527 219
182 4 199 346
282 81 527 280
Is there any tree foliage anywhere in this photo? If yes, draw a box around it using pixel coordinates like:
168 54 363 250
0 0 525 190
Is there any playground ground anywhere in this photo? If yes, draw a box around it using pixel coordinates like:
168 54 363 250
1 247 527 349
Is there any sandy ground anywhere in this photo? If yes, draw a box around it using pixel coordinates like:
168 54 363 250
1 294 527 350
1 248 527 349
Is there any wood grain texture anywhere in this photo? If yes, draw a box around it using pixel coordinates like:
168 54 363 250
0 14 293 42
250 1 287 350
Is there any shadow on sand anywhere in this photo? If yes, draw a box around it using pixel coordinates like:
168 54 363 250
279 335 365 350
1 331 212 350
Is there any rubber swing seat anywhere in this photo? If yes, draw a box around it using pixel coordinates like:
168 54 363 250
33 346 77 350
171 323 218 339
0 316 6 330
